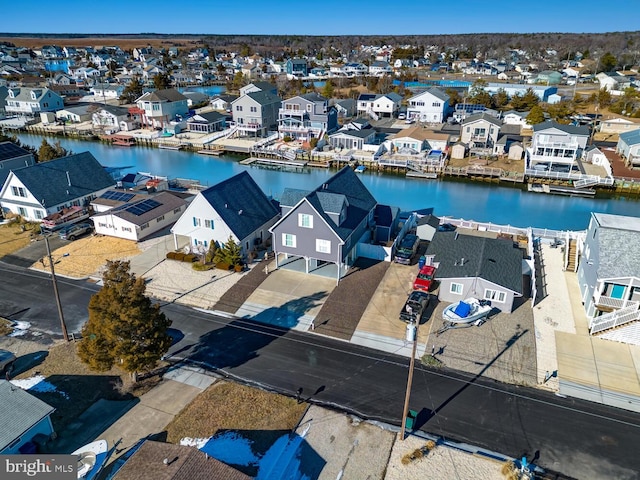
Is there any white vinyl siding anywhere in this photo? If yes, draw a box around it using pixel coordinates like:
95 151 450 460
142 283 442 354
283 233 297 248
450 282 463 295
484 289 506 303
298 213 313 228
316 239 331 254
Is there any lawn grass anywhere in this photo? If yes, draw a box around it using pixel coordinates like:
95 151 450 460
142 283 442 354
14 341 165 432
0 220 37 258
165 381 307 455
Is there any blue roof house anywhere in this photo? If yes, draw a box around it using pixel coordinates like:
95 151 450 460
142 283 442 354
171 171 280 257
617 130 640 168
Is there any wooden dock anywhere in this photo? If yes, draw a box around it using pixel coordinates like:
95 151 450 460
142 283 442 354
406 171 438 179
198 149 224 156
241 157 308 167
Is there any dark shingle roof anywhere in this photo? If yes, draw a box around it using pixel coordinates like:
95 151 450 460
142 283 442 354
201 171 279 240
303 166 377 240
112 440 251 480
245 90 282 106
138 88 187 103
426 232 523 294
190 111 225 123
280 188 311 207
532 120 589 136
462 112 503 127
0 380 55 452
11 152 115 207
330 128 376 139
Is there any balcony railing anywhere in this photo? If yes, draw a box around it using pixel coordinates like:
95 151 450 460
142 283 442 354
237 123 262 131
590 302 640 335
593 290 639 310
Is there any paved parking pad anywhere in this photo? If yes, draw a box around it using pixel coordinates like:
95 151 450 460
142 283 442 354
235 269 336 331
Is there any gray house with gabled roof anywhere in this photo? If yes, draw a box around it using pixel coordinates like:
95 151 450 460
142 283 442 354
171 171 279 256
278 92 338 142
269 166 377 283
231 90 282 138
0 380 55 454
328 128 376 150
0 152 115 222
426 231 524 312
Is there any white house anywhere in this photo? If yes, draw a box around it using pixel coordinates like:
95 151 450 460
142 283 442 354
0 152 115 222
357 93 402 119
502 110 529 127
527 121 590 170
617 130 640 168
406 88 450 123
171 171 279 257
600 117 640 135
92 105 140 134
92 191 187 241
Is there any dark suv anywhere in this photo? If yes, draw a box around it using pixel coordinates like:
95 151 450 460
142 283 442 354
399 291 430 323
59 222 93 241
394 234 419 264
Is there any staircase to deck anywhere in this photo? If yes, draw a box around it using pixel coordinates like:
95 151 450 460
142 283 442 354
366 107 379 121
565 239 578 272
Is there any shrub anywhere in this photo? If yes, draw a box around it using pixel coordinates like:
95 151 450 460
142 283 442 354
192 262 215 271
283 136 292 142
184 254 197 263
174 252 185 262
216 262 231 271
425 440 436 451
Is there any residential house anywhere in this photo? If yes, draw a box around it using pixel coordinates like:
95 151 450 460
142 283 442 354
111 440 251 480
135 89 189 130
328 128 376 150
577 212 640 345
231 90 282 137
368 61 393 77
90 83 125 100
92 191 187 241
0 141 35 187
502 110 529 127
92 105 141 134
334 98 356 118
55 104 93 123
596 72 632 92
0 380 55 454
460 113 503 150
0 152 115 222
357 93 402 119
286 58 308 77
171 171 279 257
187 111 226 133
617 130 640 168
527 121 590 170
278 93 337 142
239 82 277 96
343 62 368 76
4 87 64 118
210 94 238 111
452 104 499 123
389 127 449 154
481 83 558 102
425 231 524 313
182 91 208 108
532 70 563 85
0 85 8 115
600 117 640 135
269 166 377 282
406 88 450 123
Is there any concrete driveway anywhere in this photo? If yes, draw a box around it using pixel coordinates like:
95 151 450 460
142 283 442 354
235 268 337 331
1 234 68 268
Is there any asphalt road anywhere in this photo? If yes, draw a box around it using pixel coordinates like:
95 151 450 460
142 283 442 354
2 263 640 479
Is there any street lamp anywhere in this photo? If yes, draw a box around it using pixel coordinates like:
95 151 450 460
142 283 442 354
43 235 69 342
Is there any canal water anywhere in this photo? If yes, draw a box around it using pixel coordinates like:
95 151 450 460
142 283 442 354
13 133 640 231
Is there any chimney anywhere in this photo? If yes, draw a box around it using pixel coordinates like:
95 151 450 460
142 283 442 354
66 171 71 186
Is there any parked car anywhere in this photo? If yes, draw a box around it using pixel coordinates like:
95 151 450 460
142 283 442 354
413 265 436 292
438 223 457 232
398 113 406 120
399 291 430 323
0 349 16 376
394 234 419 264
59 222 93 241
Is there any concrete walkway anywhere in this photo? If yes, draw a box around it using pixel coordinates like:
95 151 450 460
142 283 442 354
96 366 215 468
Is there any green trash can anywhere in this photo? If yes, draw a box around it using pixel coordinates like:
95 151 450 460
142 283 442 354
405 409 418 430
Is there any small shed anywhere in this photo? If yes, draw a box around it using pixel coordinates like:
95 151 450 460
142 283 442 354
416 214 440 242
450 142 467 159
508 142 524 160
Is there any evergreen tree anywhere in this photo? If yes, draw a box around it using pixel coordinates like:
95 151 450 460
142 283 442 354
153 72 172 90
526 105 546 125
321 79 334 98
213 237 243 267
37 139 70 162
599 52 618 72
491 89 510 110
77 260 172 380
120 77 144 104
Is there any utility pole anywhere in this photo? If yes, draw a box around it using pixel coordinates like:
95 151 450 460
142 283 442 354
44 235 69 342
400 322 418 440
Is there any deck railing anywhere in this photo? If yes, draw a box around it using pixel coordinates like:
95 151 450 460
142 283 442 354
590 302 640 335
593 291 639 310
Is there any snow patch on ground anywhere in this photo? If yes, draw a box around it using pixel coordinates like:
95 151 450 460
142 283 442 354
8 321 31 337
11 374 70 399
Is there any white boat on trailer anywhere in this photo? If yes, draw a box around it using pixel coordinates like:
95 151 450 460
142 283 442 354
72 439 108 480
442 297 492 325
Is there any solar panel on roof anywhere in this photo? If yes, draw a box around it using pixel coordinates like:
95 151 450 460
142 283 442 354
100 190 136 202
125 199 161 216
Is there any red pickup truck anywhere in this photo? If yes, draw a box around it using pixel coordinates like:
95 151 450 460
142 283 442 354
413 265 436 292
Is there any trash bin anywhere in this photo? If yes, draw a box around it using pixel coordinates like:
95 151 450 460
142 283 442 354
405 409 418 430
418 256 426 269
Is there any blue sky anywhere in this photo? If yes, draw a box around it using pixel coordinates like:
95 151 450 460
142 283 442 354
4 0 640 35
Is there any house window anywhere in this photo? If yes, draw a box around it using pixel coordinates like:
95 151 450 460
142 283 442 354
236 105 243 111
34 210 44 219
298 213 313 228
484 289 506 303
98 222 107 228
316 239 331 254
122 226 132 232
432 102 441 107
205 219 214 229
282 233 296 248
193 217 201 227
450 282 463 295
11 186 26 197
173 208 181 214
18 207 27 217
250 106 257 112
140 223 149 230
156 215 165 222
